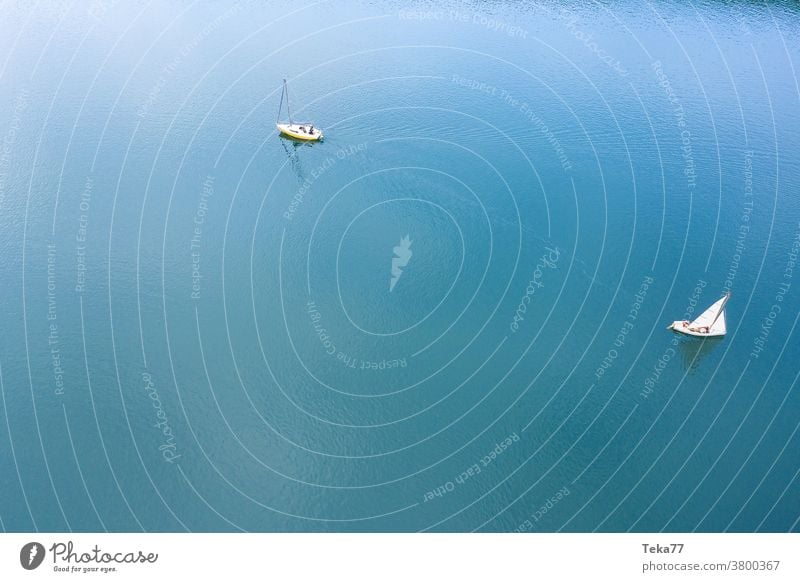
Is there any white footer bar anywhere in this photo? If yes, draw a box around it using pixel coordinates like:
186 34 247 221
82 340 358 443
1 533 797 581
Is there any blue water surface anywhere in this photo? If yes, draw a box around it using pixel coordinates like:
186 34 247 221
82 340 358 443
0 0 798 532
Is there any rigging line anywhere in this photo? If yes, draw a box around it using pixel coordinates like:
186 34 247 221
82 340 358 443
285 78 293 124
276 79 285 124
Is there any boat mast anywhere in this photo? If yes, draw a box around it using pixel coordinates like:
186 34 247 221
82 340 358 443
276 80 284 124
277 78 293 125
285 79 292 124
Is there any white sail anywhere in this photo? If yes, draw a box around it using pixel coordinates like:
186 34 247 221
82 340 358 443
689 292 730 335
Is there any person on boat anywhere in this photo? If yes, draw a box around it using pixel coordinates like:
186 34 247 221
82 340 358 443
700 326 709 333
309 125 314 135
681 321 689 328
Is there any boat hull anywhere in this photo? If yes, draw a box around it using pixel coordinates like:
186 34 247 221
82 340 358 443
667 321 725 338
277 123 323 141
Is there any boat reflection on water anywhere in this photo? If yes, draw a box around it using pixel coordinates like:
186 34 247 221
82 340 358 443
676 335 722 373
279 134 312 184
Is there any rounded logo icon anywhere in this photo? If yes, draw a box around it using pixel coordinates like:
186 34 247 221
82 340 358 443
20 542 45 570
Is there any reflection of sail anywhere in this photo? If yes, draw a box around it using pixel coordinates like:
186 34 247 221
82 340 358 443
677 336 720 373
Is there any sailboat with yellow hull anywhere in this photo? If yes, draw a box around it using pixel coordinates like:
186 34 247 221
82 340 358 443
276 78 323 141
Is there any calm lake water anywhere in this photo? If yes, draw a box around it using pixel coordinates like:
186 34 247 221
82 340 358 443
1 0 799 532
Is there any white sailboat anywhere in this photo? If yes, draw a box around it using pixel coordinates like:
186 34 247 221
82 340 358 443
668 291 731 338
